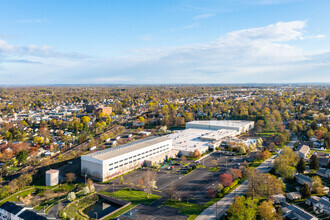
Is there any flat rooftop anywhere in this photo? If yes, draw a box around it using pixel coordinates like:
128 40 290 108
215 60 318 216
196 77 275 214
186 120 254 128
83 136 171 161
167 128 215 152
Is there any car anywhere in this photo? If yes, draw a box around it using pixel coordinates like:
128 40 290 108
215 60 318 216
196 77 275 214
68 161 73 164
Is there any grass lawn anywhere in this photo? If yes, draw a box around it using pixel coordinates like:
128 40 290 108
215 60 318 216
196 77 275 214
0 188 35 205
99 188 161 205
249 160 263 168
310 149 330 154
163 200 204 216
63 194 96 219
208 167 220 172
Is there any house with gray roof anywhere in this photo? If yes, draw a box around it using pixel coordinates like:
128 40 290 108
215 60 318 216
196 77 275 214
281 202 318 220
297 145 310 159
295 173 312 186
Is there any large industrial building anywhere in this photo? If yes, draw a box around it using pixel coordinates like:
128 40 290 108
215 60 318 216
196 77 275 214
186 120 254 133
169 120 254 157
81 120 254 181
81 136 173 181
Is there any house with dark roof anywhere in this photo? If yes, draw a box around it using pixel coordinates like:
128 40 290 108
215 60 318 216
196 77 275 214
314 152 330 168
295 173 312 186
0 201 56 220
281 202 318 220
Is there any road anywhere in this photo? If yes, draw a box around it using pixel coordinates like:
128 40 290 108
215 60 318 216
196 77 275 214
196 153 277 220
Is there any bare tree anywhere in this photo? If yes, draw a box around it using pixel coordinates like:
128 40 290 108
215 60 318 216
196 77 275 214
144 168 157 198
65 172 76 184
211 159 217 167
165 183 178 201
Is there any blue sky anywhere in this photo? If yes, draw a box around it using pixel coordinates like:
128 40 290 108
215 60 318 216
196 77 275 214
0 0 329 84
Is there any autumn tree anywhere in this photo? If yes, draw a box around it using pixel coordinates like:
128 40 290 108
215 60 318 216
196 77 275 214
258 200 279 220
311 176 324 195
193 149 201 159
229 169 242 180
219 173 233 187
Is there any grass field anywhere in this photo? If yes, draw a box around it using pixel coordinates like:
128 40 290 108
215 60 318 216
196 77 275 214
99 188 161 219
163 200 204 216
99 188 161 205
208 167 220 172
0 188 35 205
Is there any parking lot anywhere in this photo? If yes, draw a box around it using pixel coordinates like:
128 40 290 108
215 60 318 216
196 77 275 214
107 151 253 219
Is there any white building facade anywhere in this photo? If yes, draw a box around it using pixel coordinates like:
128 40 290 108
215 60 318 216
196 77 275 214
81 136 173 181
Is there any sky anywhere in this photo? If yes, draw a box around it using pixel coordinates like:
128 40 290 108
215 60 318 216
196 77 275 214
0 0 329 84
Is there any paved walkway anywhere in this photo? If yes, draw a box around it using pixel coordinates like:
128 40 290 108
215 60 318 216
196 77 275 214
196 154 277 220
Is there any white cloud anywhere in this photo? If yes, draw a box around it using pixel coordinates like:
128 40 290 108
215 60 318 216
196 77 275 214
0 20 329 84
193 14 216 20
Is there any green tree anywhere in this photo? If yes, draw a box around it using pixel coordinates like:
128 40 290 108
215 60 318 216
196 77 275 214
311 176 324 194
309 155 319 170
274 147 298 179
296 158 306 173
300 183 311 199
228 196 258 220
17 150 29 164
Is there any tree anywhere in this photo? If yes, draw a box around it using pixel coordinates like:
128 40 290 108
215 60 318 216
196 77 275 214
229 169 242 180
296 158 306 173
165 183 178 201
120 176 124 184
309 155 319 170
144 168 157 198
17 150 29 164
211 159 217 167
274 147 298 179
228 196 258 220
67 192 76 201
65 173 76 184
193 149 201 159
138 116 145 122
311 176 324 194
219 173 233 187
138 177 144 186
81 116 91 124
83 186 90 195
217 184 224 192
258 200 278 220
300 183 311 199
246 168 284 199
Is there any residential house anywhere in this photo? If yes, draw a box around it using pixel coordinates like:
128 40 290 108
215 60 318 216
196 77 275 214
306 196 330 215
281 202 318 220
271 194 286 204
314 152 330 168
297 145 310 158
0 201 55 220
286 192 302 201
295 173 312 186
